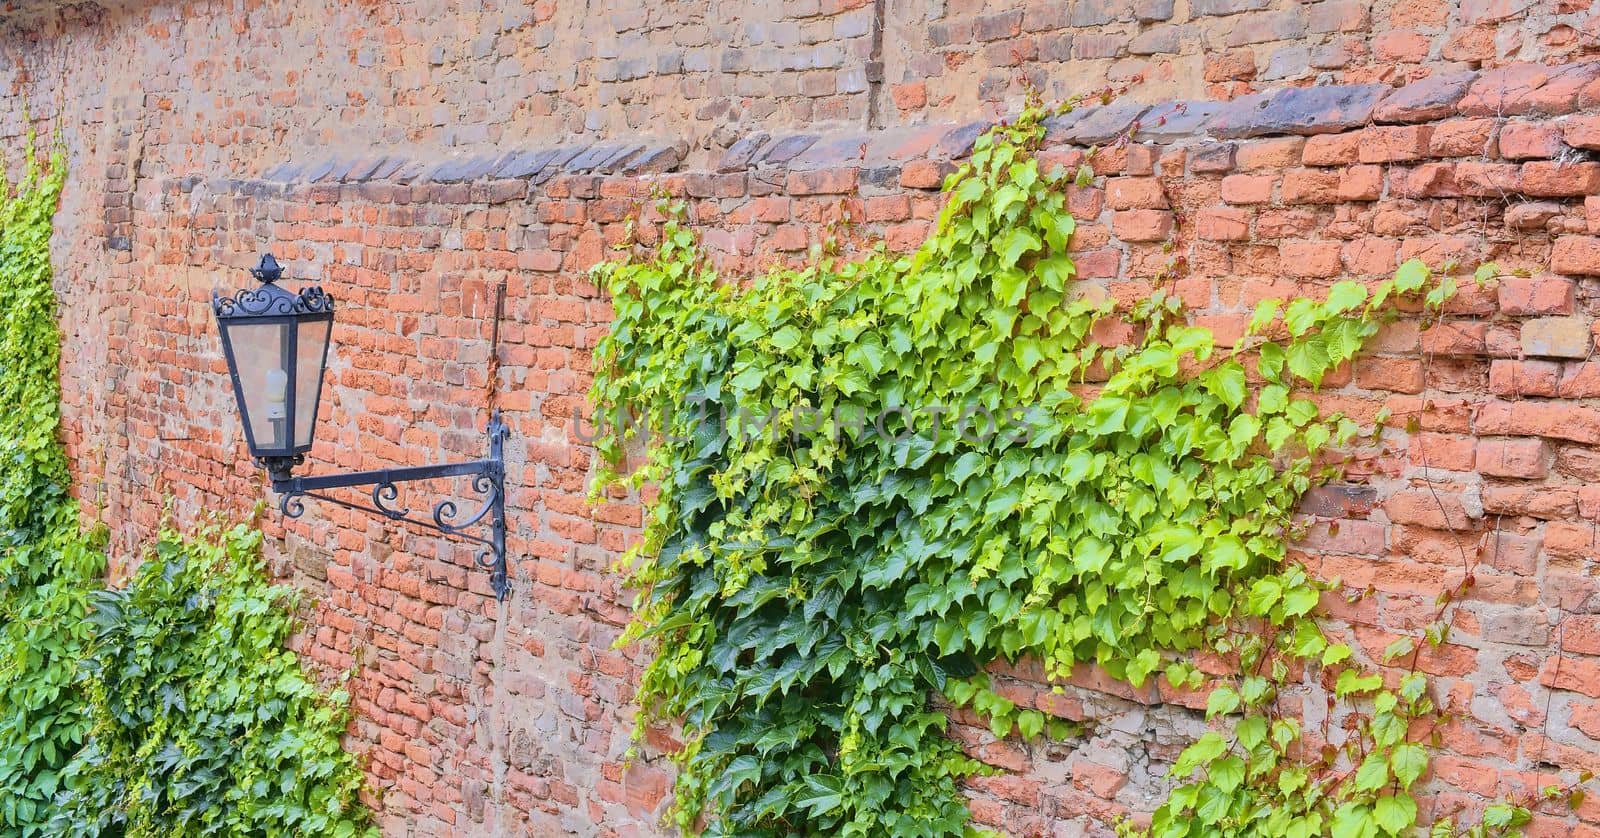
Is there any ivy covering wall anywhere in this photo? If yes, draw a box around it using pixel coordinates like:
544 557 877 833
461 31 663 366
589 107 1563 836
0 133 374 836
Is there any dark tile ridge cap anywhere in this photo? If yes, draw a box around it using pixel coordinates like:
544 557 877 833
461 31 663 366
237 60 1599 191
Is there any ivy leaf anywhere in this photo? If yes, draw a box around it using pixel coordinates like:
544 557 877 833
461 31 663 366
1381 636 1415 663
1287 336 1331 386
1174 732 1228 776
770 325 804 351
794 774 845 815
1394 258 1429 293
1207 365 1248 410
1204 535 1249 573
1354 752 1390 791
993 269 1030 307
1015 709 1045 739
1282 585 1319 617
1248 299 1280 335
1206 686 1241 719
1390 743 1428 789
1208 755 1245 793
1324 281 1368 315
1335 669 1383 697
997 228 1042 269
1331 803 1378 838
949 452 986 486
1235 715 1267 750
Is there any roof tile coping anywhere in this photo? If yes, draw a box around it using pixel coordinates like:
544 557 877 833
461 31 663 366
248 60 1598 189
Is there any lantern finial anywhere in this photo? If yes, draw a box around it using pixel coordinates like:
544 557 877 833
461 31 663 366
251 253 284 283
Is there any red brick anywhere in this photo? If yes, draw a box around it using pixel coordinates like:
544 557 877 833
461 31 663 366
1392 162 1459 198
1504 200 1563 231
786 168 858 195
1489 360 1562 397
1072 761 1127 798
1552 236 1600 276
1279 240 1343 277
1559 363 1600 399
1497 121 1564 159
1111 209 1173 242
1105 177 1168 210
1420 321 1488 355
1478 438 1550 479
862 195 910 222
1562 115 1600 150
1453 161 1522 196
1302 133 1361 166
1235 137 1306 171
1383 489 1480 531
1357 125 1432 162
1561 616 1600 657
1338 165 1383 201
769 223 809 251
1477 401 1600 445
1408 432 1475 469
1195 208 1250 241
1373 29 1429 63
1483 485 1578 519
1545 522 1598 559
1280 168 1341 204
1428 118 1495 156
890 82 928 112
1219 174 1273 204
1498 275 1575 315
900 159 955 189
1189 143 1236 173
1521 161 1600 197
1460 62 1600 118
1067 185 1104 218
1341 238 1399 275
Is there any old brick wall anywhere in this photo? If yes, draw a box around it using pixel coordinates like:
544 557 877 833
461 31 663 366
4 0 1600 835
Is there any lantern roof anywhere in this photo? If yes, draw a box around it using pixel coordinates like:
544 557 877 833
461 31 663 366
211 254 334 320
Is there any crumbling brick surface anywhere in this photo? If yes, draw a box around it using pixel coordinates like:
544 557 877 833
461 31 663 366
4 1 1600 835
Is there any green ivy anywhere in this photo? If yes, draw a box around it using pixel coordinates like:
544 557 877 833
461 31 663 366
0 127 104 834
52 522 375 837
0 130 373 836
588 105 1549 836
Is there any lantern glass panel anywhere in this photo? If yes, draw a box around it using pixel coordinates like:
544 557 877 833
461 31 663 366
224 319 293 452
293 316 332 448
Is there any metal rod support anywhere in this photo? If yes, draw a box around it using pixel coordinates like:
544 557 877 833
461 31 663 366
267 411 511 600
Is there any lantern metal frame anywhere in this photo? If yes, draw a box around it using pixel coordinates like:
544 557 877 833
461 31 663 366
212 254 511 601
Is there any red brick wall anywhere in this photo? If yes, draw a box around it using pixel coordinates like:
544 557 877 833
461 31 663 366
4 1 1600 835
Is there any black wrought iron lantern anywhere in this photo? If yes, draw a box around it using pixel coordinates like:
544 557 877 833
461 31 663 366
212 254 334 472
213 254 511 600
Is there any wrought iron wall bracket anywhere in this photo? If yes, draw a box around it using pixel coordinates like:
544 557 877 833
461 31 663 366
265 412 511 600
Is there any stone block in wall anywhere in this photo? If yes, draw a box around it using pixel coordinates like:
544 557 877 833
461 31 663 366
1136 101 1220 143
1059 101 1151 145
1520 318 1593 359
757 135 820 166
1374 71 1478 124
1215 84 1390 139
1458 62 1600 118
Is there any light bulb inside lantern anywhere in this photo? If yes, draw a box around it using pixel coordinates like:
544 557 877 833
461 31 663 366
264 367 288 420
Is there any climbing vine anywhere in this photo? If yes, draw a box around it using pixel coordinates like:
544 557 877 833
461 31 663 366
0 127 105 835
589 104 1573 836
52 522 375 837
0 130 373 836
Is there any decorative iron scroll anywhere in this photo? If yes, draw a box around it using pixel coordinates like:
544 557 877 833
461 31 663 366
211 285 333 318
270 413 510 600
